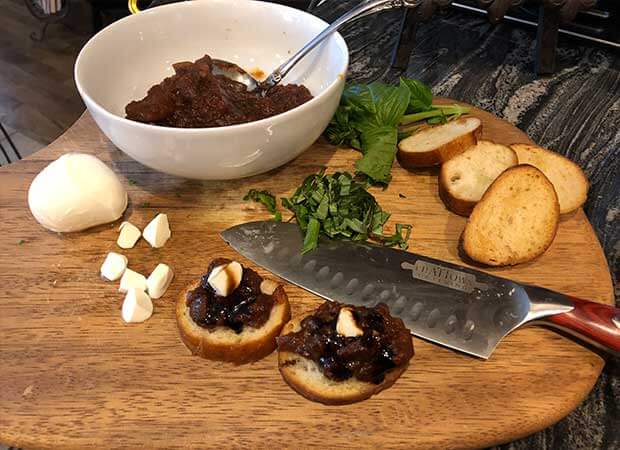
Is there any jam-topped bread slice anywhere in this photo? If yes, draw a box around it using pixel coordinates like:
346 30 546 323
277 301 414 405
176 258 291 364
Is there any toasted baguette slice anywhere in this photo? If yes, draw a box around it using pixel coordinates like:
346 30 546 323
176 278 291 364
510 144 588 214
462 165 560 266
439 140 518 216
397 116 482 168
278 316 409 405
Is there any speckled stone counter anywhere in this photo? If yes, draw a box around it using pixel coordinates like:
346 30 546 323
311 3 619 449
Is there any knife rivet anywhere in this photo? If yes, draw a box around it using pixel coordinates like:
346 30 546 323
445 315 458 334
463 320 475 340
263 241 275 254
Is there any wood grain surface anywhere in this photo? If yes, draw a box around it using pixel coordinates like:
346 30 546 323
0 102 613 449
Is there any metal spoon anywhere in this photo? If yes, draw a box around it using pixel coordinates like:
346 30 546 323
212 0 420 95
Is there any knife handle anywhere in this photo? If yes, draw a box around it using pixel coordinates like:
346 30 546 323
544 297 620 356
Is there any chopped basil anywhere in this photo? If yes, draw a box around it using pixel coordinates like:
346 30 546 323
243 189 282 222
244 171 411 253
302 217 321 253
288 170 412 253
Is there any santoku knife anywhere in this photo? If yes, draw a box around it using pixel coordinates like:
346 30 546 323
221 221 620 359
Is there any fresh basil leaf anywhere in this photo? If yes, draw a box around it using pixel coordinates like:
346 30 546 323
346 82 410 129
401 77 433 113
342 82 382 115
326 78 451 186
325 106 358 146
354 125 398 184
374 81 410 128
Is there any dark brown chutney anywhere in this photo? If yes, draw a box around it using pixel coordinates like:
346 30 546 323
125 54 313 128
185 258 274 333
277 301 414 384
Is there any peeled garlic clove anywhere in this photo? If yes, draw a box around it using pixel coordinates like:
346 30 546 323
207 261 243 297
260 279 279 295
143 213 171 248
119 268 147 294
336 307 364 337
121 289 153 323
100 252 128 281
117 221 141 249
146 263 174 299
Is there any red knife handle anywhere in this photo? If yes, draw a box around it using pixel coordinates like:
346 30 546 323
544 297 620 356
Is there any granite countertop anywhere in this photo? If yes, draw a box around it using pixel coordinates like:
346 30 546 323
310 3 619 449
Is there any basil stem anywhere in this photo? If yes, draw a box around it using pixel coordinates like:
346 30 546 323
400 104 469 125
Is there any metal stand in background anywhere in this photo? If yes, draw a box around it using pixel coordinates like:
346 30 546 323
0 122 21 166
536 3 561 74
23 0 71 41
308 0 599 75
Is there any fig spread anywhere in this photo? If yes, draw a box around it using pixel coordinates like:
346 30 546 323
277 301 414 384
125 54 313 128
186 258 274 333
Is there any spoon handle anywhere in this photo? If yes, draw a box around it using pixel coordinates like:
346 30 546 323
261 0 421 90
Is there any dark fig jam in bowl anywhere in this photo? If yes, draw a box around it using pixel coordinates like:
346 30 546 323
74 0 348 180
125 55 315 128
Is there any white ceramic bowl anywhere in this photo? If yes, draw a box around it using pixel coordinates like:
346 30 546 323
74 0 348 179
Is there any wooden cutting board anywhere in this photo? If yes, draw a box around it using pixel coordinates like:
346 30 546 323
0 103 613 449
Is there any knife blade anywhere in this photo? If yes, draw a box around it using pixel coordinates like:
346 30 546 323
221 221 620 359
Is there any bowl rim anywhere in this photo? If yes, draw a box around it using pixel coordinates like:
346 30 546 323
74 0 349 134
